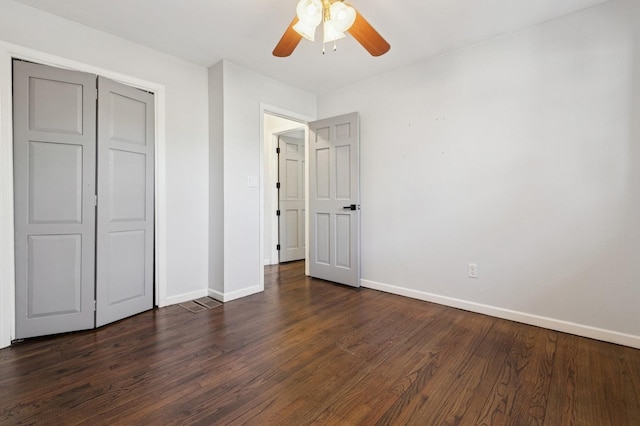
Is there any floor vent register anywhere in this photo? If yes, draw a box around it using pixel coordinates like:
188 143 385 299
179 297 223 313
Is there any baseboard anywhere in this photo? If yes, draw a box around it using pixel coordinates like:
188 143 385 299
165 289 209 306
0 328 9 350
208 285 263 303
208 288 224 302
361 279 640 350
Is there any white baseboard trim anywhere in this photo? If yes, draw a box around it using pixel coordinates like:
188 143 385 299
208 285 263 303
208 289 224 302
165 289 209 306
361 279 640 350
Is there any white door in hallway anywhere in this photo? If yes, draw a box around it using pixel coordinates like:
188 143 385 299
308 112 360 287
278 134 305 263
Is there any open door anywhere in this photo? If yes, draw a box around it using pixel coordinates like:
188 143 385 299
308 112 360 287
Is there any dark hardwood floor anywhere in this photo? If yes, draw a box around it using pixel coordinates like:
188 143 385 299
1 261 639 425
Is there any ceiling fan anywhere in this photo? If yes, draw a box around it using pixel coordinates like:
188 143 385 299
273 0 390 57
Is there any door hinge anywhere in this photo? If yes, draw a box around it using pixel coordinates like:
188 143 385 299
93 300 97 311
276 210 280 216
276 147 281 154
276 182 281 189
94 195 98 206
276 244 281 251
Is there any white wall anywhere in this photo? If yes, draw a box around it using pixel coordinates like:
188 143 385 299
208 60 315 301
317 0 640 347
0 0 210 348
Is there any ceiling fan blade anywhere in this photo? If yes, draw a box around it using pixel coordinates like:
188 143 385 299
348 10 390 57
273 17 303 57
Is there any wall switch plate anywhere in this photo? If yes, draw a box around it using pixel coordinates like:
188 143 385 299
247 175 258 188
468 263 478 278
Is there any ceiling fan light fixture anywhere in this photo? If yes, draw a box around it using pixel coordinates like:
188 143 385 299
272 0 390 57
323 20 345 44
329 2 356 32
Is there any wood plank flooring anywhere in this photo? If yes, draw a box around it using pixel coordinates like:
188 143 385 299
1 260 639 425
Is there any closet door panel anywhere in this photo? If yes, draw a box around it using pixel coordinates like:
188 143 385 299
96 77 154 327
13 60 97 339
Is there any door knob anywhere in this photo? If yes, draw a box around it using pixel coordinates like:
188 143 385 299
342 204 357 211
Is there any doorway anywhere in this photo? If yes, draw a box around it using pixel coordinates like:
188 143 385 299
263 113 307 266
261 110 361 289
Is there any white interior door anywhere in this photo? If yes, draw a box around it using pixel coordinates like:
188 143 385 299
95 77 155 327
308 112 360 287
278 134 305 262
12 60 97 339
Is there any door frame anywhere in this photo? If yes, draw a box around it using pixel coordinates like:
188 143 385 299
0 41 168 348
259 104 315 288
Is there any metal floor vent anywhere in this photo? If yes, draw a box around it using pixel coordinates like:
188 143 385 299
179 297 223 313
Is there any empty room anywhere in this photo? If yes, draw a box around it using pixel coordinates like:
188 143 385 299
1 0 639 424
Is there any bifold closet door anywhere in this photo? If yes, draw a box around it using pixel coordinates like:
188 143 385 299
14 61 155 338
95 77 154 327
13 60 97 339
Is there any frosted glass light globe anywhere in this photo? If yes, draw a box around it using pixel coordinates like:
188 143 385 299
296 0 322 26
329 2 356 32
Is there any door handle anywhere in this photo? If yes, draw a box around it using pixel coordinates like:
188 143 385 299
342 204 358 211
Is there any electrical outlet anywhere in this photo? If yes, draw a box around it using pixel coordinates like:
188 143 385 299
468 263 478 278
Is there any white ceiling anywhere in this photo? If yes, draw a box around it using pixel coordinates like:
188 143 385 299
16 0 608 95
